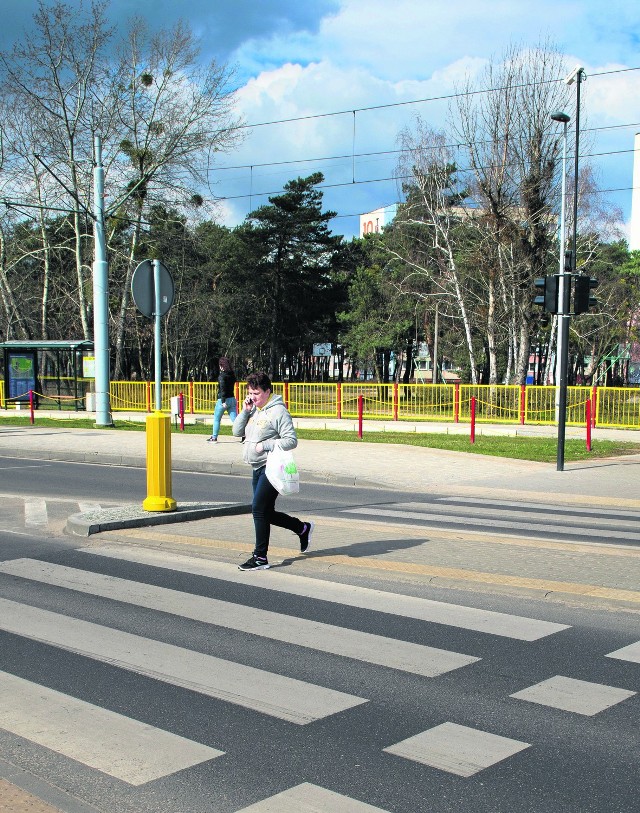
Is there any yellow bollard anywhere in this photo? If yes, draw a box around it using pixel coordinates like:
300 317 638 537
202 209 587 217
143 411 177 512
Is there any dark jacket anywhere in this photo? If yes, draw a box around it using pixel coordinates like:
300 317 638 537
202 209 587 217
218 370 236 400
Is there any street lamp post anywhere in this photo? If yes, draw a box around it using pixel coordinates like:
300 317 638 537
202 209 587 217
554 66 585 472
551 110 570 466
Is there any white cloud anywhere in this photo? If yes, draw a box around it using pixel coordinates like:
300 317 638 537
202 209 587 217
211 0 640 235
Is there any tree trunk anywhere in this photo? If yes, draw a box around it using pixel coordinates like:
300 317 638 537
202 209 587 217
113 210 143 379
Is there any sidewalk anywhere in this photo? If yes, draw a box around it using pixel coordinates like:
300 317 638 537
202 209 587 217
0 411 639 508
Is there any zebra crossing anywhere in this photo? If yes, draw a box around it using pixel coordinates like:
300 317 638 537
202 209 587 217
0 543 637 812
341 495 640 545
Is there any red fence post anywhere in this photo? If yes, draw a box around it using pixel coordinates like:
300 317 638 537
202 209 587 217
454 383 460 423
393 382 398 421
520 385 526 425
284 381 289 408
585 399 592 451
29 390 35 425
470 396 476 444
179 392 185 431
358 394 363 439
336 382 342 419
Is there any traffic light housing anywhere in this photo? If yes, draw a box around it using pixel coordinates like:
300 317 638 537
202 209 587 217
573 275 598 314
534 275 559 313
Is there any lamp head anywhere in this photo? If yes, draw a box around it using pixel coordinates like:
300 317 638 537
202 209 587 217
565 65 585 85
551 111 571 123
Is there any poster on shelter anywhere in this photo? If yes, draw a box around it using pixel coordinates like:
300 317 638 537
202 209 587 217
83 355 96 379
629 342 640 385
8 352 36 400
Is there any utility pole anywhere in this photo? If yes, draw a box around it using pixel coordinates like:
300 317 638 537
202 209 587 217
92 135 112 426
551 112 570 421
556 65 585 472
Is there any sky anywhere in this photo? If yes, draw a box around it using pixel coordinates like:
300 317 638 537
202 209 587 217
3 0 640 240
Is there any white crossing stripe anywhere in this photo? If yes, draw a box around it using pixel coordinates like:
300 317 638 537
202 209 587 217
236 782 392 812
24 498 48 527
439 496 640 522
0 560 479 678
78 502 102 513
343 505 640 542
383 722 530 777
0 598 366 725
606 640 640 663
509 675 636 715
0 670 223 785
84 545 570 641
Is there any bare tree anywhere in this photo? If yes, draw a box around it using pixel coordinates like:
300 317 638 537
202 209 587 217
452 43 570 383
0 3 241 373
390 119 479 382
0 0 113 339
104 18 242 378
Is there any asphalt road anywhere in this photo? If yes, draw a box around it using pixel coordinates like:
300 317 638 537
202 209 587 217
0 457 638 812
1 455 639 548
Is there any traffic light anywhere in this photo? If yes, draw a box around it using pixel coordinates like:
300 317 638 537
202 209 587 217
534 275 559 313
573 275 598 314
564 249 573 272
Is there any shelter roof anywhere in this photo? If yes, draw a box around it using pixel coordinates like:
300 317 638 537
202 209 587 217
0 340 94 351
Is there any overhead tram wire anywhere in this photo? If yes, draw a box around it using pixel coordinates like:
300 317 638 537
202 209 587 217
226 65 640 133
8 69 636 224
196 64 640 212
202 120 640 180
200 143 640 205
328 183 640 222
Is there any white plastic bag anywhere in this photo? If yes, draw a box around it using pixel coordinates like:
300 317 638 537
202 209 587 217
265 443 300 495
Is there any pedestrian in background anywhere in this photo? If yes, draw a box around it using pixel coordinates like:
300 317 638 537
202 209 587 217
233 371 314 571
208 357 237 442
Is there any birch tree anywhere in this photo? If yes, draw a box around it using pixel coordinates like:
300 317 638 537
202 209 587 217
389 121 479 382
452 43 569 383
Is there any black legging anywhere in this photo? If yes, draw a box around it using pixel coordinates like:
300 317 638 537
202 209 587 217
251 465 303 558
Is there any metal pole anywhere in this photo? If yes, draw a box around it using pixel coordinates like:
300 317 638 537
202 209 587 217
557 69 584 472
556 303 570 471
433 302 439 385
555 120 568 418
153 259 162 411
92 135 113 426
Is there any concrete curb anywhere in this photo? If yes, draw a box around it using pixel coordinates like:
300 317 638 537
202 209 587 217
66 501 252 537
0 757 100 813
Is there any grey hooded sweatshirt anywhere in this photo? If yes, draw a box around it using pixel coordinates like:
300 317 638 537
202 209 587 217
232 394 298 469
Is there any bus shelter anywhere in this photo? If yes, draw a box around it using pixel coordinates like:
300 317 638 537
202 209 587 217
1 340 94 410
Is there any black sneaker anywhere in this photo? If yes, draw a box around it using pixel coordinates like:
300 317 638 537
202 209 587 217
298 521 314 553
238 555 270 571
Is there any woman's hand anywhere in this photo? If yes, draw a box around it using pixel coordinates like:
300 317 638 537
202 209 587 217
243 396 254 413
256 442 264 454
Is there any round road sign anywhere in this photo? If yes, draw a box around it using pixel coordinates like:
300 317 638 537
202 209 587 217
131 259 174 318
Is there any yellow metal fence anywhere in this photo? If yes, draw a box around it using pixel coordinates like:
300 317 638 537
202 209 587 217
2 378 640 429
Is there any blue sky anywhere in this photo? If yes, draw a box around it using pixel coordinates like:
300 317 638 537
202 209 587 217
3 0 640 239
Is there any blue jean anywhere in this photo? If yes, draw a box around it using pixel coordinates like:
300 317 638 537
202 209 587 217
212 397 237 437
252 465 303 559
